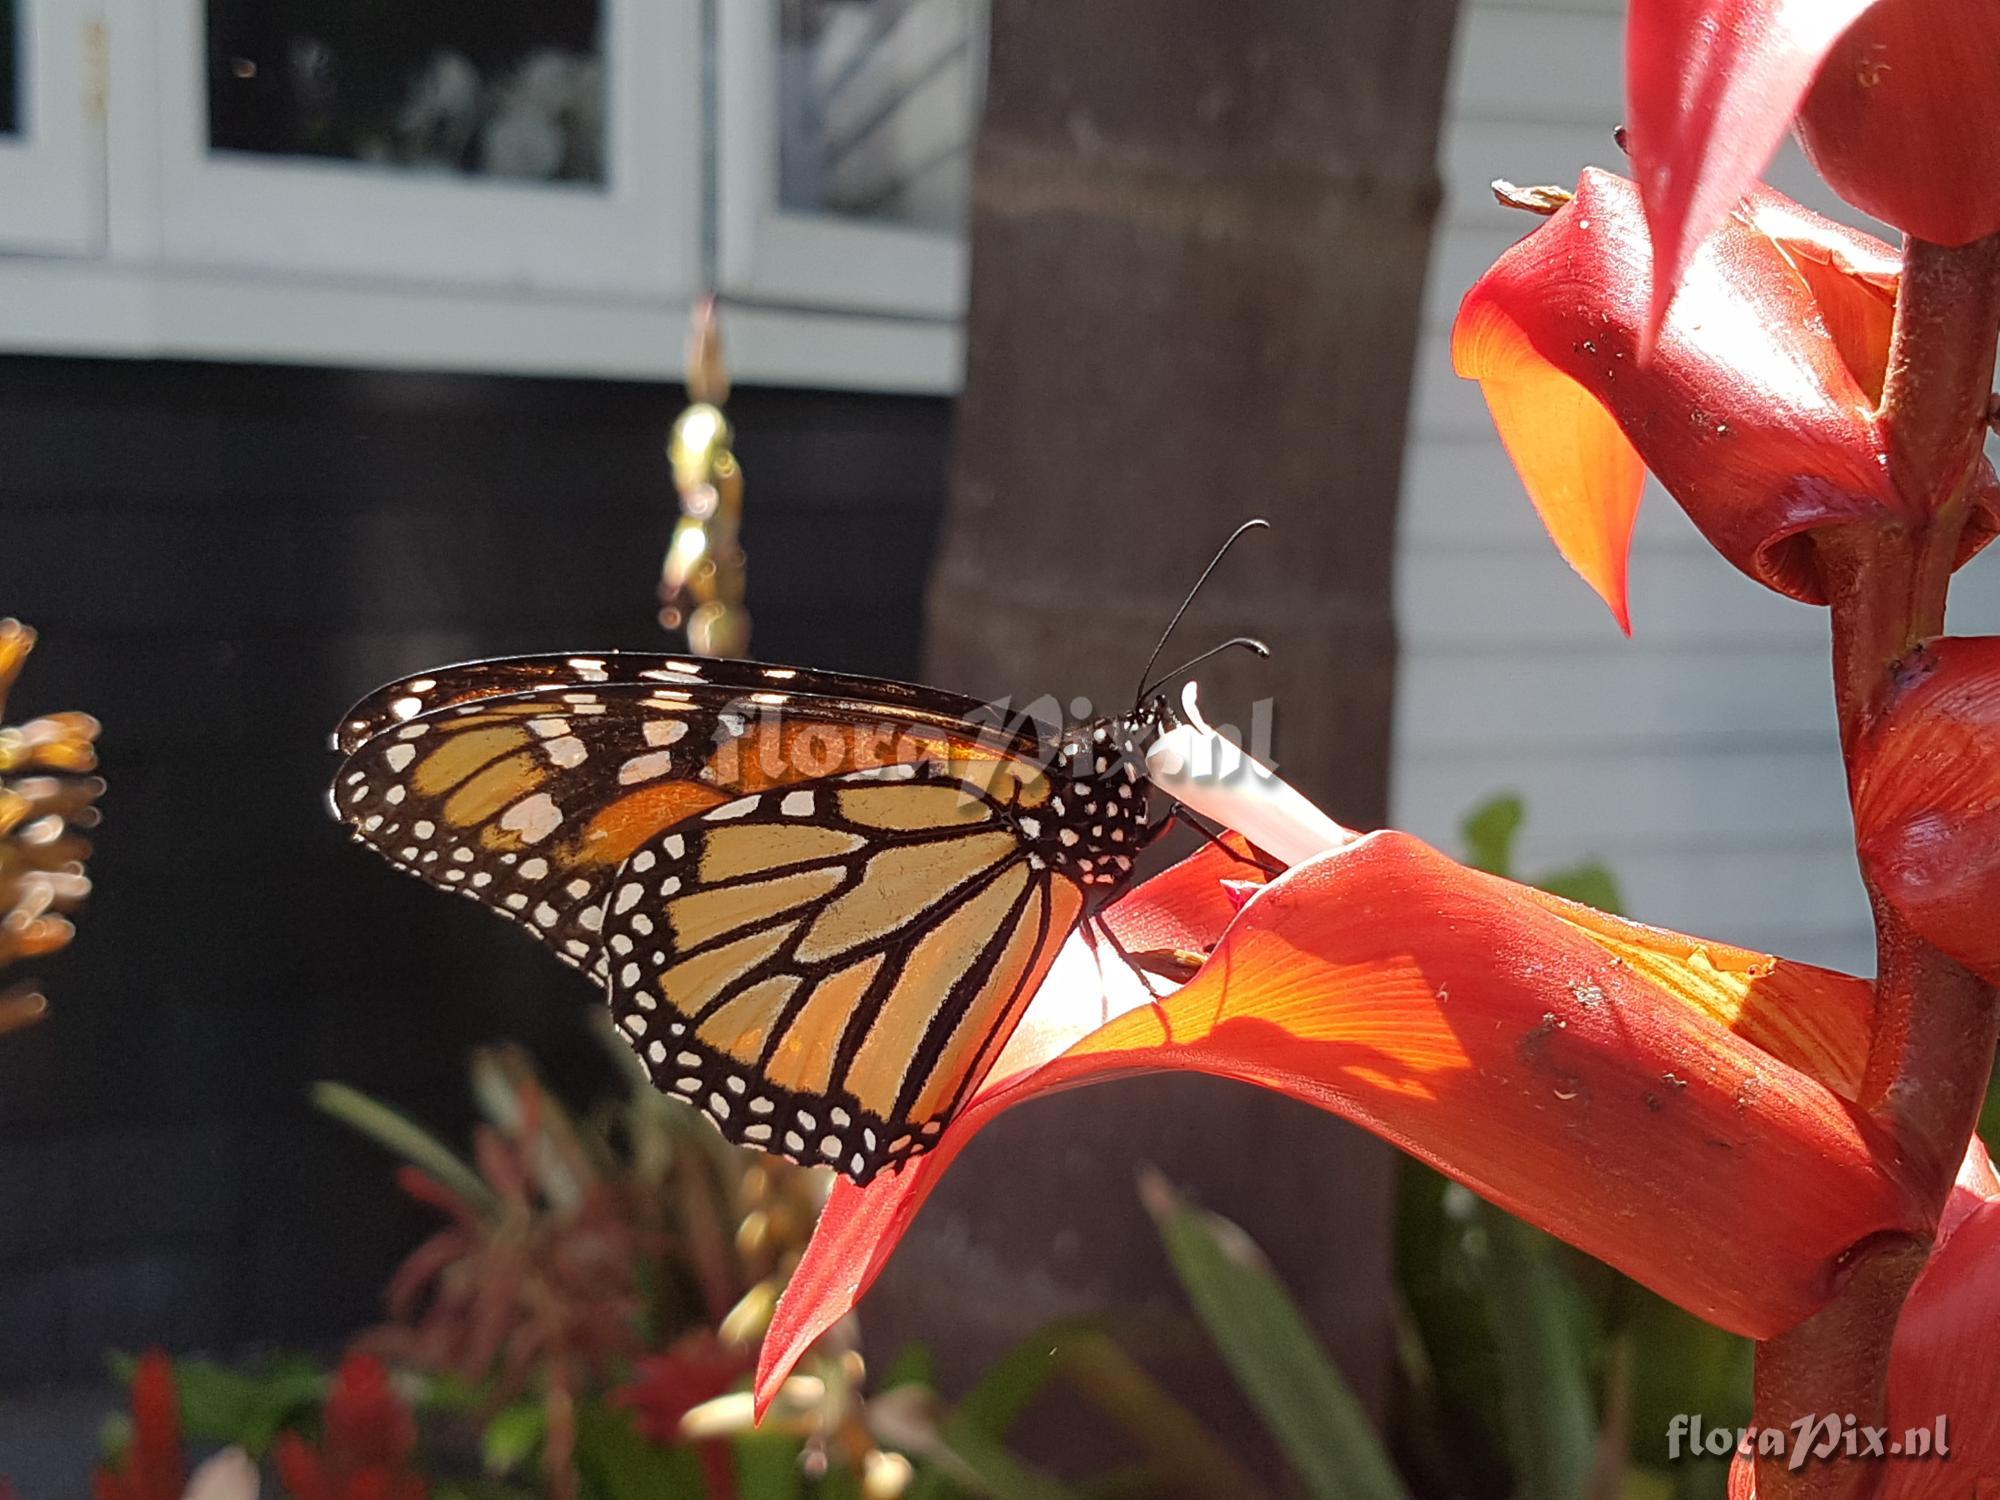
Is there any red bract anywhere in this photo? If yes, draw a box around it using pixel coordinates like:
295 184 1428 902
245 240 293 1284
1452 169 1999 626
93 1351 185 1500
1730 1137 2000 1496
754 814 1930 1414
1854 637 2000 985
1626 0 1876 334
1627 0 2000 332
275 1354 427 1500
1796 0 2000 250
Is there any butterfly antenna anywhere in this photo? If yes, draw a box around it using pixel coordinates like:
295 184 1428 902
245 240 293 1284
1133 518 1271 707
1138 636 1270 703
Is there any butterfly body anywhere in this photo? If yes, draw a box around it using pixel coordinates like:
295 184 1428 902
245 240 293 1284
330 652 1170 1181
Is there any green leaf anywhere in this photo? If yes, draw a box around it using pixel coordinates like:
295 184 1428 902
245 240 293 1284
481 1402 546 1478
1052 1329 1265 1500
1461 794 1525 878
571 1400 706 1500
1621 1293 1750 1495
879 1341 936 1392
1388 1166 1515 1494
953 1330 1069 1442
1619 1471 1677 1500
729 1431 805 1499
1476 1206 1600 1500
1140 1170 1411 1500
1535 863 1625 916
111 1354 327 1456
312 1080 499 1214
929 1416 1074 1500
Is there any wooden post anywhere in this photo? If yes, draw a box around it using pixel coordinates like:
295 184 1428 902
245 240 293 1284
873 0 1464 1460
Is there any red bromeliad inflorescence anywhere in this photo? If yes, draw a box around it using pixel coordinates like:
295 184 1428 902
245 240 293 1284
1453 169 2000 629
748 4 2000 1493
1459 2 2000 1491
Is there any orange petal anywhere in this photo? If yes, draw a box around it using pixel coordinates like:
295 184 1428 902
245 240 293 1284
1750 189 1901 407
1453 293 1647 632
1855 637 2000 984
757 833 1920 1411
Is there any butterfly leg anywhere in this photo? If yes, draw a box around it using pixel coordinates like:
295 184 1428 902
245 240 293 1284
1163 804 1287 878
1086 913 1201 995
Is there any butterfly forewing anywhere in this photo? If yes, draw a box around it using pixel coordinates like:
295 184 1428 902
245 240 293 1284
334 652 1008 756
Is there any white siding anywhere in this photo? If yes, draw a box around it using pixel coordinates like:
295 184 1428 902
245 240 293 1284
1391 0 2000 979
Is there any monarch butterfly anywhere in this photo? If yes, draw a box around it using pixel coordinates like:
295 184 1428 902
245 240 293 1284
329 526 1267 1183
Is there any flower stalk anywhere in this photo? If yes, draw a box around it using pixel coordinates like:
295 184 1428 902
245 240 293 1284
1758 231 2000 1499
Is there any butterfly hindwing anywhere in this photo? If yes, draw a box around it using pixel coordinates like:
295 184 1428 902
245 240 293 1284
601 761 1088 1181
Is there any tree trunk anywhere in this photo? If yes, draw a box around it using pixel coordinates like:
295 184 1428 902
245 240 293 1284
872 0 1462 1466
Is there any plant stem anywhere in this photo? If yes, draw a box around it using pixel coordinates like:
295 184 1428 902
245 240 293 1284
1754 231 2000 1500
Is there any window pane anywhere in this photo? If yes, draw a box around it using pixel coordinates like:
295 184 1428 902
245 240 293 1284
205 0 607 185
777 0 983 233
1 0 19 139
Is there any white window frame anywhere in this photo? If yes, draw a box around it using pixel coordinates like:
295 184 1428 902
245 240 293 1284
144 0 700 299
715 0 975 320
0 0 106 257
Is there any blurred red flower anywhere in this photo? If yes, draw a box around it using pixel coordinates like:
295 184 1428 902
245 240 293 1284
275 1354 426 1500
93 1351 185 1500
615 1332 752 1498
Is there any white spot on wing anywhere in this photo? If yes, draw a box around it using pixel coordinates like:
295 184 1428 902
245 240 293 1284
618 750 675 784
500 793 564 845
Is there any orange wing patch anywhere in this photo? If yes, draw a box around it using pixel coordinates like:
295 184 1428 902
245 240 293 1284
575 780 730 866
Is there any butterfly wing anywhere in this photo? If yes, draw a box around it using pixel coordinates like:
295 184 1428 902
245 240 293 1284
333 652 1000 755
329 652 1051 975
600 760 1088 1182
331 652 1130 1181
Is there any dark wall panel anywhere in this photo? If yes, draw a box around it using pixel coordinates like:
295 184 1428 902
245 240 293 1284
0 355 951 1384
